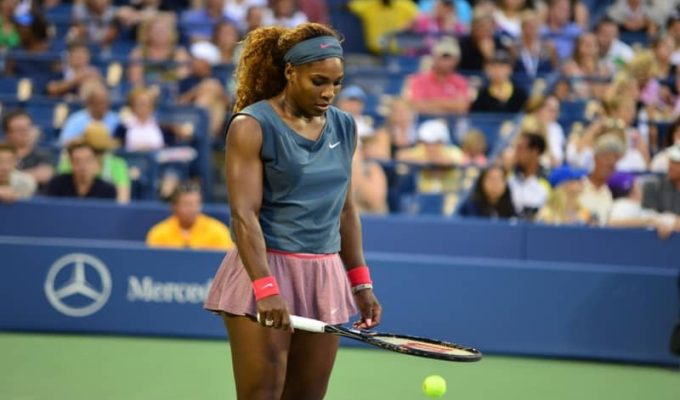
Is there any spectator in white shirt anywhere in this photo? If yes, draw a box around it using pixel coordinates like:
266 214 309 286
595 17 634 72
263 0 308 28
508 132 551 220
579 133 624 225
608 171 679 238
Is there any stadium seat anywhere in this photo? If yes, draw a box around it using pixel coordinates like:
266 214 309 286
118 151 160 200
0 77 32 101
416 192 445 215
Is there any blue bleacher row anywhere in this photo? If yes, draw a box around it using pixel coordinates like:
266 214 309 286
0 94 213 201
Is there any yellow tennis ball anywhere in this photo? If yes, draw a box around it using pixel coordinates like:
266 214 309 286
422 375 447 398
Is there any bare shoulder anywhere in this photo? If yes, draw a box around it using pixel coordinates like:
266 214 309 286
227 114 263 153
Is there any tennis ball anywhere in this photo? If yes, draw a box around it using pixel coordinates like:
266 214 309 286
422 375 447 398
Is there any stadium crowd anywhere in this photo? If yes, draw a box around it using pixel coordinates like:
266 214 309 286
1 0 680 246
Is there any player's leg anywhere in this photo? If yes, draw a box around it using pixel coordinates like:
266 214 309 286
280 331 341 400
223 314 292 400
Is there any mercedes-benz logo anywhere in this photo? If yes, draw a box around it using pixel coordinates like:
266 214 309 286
44 253 112 317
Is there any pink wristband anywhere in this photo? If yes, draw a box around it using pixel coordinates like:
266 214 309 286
347 266 372 287
252 276 280 301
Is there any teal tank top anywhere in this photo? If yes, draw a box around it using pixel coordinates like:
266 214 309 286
231 100 356 253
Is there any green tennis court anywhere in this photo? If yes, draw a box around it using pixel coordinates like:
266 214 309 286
0 333 677 400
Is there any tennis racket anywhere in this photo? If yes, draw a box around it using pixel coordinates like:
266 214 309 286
263 314 482 362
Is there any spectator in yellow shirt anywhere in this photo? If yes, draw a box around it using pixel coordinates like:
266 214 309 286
348 0 419 54
146 183 234 251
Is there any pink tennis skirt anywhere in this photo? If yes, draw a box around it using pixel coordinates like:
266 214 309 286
204 249 358 325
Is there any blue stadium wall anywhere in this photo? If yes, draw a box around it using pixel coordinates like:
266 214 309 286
0 199 678 366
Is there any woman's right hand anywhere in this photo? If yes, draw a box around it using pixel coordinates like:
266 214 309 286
257 295 292 331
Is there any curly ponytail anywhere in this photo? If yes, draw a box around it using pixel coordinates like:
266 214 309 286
233 23 341 113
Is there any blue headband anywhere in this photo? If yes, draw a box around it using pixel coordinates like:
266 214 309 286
283 36 343 66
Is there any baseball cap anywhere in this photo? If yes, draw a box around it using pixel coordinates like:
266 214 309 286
607 172 636 198
667 144 680 163
13 13 33 27
190 41 221 66
432 37 460 59
417 119 450 144
80 121 119 152
548 166 587 188
338 85 366 102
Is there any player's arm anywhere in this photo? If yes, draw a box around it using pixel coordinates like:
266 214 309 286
226 115 290 330
339 130 382 329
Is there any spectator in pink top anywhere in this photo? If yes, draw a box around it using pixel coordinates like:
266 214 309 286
412 0 467 37
404 37 472 115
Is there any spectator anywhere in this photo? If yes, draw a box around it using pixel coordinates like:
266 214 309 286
212 20 240 64
178 41 229 137
146 182 234 250
332 85 387 214
513 9 557 77
2 109 54 190
642 144 680 215
372 98 418 160
418 0 472 27
46 141 117 200
69 0 119 48
579 133 624 225
298 0 330 25
536 166 591 225
115 87 188 152
653 35 676 82
629 50 663 110
243 5 264 34
128 14 191 86
6 12 59 86
459 165 516 218
222 0 266 32
412 0 466 38
352 146 389 215
472 50 528 113
651 116 680 172
348 0 419 54
0 0 20 50
508 132 550 219
116 0 175 40
180 0 235 43
562 32 611 100
60 82 120 145
397 118 464 193
535 0 589 29
608 171 679 239
0 142 36 203
460 129 488 166
567 97 648 172
540 0 582 61
59 121 130 204
404 37 472 115
335 85 374 139
526 94 564 167
459 11 507 71
262 0 307 28
47 41 103 98
494 0 533 41
667 11 680 65
595 17 634 73
607 0 656 34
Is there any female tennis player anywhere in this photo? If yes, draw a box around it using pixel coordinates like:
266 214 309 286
204 23 382 400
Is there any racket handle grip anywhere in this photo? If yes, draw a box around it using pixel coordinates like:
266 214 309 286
290 315 326 333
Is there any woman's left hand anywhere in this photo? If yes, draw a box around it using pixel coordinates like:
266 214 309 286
352 289 382 330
